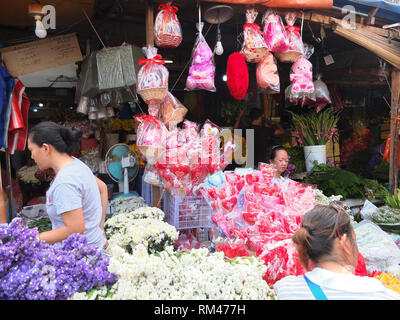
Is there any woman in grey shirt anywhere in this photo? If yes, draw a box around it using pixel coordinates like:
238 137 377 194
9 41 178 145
27 121 108 249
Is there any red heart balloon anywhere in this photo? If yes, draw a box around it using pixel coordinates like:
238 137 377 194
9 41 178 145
222 196 237 212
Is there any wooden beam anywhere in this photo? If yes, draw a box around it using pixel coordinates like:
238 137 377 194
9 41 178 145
366 7 379 25
389 68 400 194
145 0 154 46
293 11 400 40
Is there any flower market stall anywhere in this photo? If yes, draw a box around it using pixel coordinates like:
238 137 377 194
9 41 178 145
1 0 400 301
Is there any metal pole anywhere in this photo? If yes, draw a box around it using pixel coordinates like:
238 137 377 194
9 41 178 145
4 148 13 221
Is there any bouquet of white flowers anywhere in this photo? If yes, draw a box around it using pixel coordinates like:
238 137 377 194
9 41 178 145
110 196 148 215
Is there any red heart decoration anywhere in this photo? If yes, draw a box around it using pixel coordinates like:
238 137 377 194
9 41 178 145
207 188 218 200
236 179 245 192
222 196 237 212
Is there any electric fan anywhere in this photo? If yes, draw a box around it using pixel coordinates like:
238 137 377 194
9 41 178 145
105 143 139 199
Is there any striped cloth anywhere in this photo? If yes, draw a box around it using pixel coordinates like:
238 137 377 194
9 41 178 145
274 267 400 300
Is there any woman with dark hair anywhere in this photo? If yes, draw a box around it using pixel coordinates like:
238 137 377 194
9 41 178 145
27 121 108 249
274 203 400 300
269 145 290 181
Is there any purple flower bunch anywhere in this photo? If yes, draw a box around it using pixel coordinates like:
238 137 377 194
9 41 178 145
0 218 117 300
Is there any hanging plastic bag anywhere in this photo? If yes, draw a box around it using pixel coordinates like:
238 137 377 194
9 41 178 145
262 9 289 52
154 3 182 48
290 56 314 95
275 11 304 63
137 45 169 105
186 22 216 92
256 51 280 94
135 114 168 164
241 6 268 63
159 91 188 128
312 74 332 112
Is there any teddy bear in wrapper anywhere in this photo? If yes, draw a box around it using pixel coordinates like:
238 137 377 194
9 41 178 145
186 42 215 91
290 57 314 94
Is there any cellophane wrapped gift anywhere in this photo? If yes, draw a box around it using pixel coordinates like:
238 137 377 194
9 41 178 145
275 11 304 63
135 114 168 164
186 23 216 92
159 91 188 128
154 3 183 48
256 52 280 94
311 74 332 112
137 45 169 105
262 9 289 52
241 7 269 63
289 56 315 104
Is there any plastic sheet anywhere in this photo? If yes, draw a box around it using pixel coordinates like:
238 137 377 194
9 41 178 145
159 91 188 128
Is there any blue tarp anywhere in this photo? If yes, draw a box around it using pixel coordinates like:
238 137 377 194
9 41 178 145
334 0 400 21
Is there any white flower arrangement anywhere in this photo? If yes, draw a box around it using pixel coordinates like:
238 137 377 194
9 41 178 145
110 196 148 215
106 217 179 254
314 188 351 215
71 244 276 300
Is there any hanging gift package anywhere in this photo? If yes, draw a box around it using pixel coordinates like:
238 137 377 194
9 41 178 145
159 91 188 128
275 11 304 63
262 9 289 52
186 22 216 92
241 6 268 63
137 45 169 105
256 51 280 94
226 52 249 100
312 74 332 112
154 3 183 48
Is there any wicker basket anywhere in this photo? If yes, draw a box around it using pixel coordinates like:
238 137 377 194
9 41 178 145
155 34 182 48
241 47 269 63
138 87 167 105
275 50 303 63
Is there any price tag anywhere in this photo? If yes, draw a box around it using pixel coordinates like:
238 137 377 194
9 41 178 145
324 54 335 66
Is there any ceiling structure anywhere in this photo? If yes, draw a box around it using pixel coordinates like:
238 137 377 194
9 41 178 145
0 0 398 89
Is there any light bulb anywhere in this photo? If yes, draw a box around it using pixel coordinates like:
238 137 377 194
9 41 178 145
222 74 227 82
215 41 224 55
35 20 47 38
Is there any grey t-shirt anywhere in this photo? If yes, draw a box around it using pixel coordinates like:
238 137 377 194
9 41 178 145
46 157 105 249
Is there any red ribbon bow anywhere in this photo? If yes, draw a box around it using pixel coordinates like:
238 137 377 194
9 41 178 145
158 4 178 20
134 114 161 129
243 23 263 35
138 54 166 71
284 25 301 39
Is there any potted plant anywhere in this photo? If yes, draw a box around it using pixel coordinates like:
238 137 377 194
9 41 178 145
289 108 339 171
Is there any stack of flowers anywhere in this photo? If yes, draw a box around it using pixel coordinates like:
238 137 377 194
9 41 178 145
369 271 400 295
197 164 316 284
110 196 148 215
70 244 275 300
0 219 116 300
105 207 179 254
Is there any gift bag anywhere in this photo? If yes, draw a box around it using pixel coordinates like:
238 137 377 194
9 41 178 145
256 51 280 94
159 91 188 128
154 3 183 48
312 74 332 112
241 7 268 63
262 9 289 52
135 114 168 164
186 22 216 92
275 11 304 63
137 45 169 105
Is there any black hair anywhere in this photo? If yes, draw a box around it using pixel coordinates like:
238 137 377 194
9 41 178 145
292 203 355 270
249 108 263 122
269 145 287 161
29 121 83 155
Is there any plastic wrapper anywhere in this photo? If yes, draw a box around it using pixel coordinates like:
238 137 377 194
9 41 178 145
240 7 268 63
154 3 182 48
355 220 400 274
311 74 332 112
135 114 168 164
275 11 304 63
256 52 280 94
143 163 162 185
137 45 169 104
262 9 289 52
284 83 316 107
159 91 188 128
216 239 251 258
80 52 100 98
186 23 216 92
96 44 137 91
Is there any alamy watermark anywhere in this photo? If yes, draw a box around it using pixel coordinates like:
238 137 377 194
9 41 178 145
41 5 56 30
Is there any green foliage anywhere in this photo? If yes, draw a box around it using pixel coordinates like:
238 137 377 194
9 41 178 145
221 100 249 127
384 188 400 209
286 146 306 173
305 163 388 201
